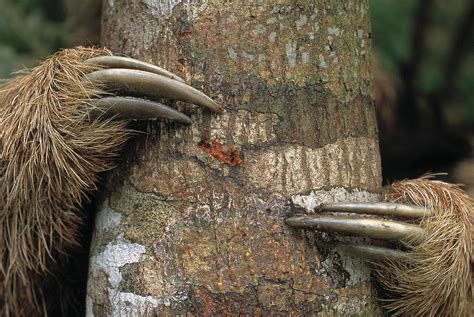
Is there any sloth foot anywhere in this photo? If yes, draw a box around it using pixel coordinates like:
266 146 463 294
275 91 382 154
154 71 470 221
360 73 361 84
286 177 473 316
286 202 431 261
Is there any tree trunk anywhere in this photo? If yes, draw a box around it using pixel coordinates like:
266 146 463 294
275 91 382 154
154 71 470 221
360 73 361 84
87 1 382 315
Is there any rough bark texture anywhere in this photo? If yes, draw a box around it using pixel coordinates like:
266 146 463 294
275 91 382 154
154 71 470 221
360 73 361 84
87 1 382 315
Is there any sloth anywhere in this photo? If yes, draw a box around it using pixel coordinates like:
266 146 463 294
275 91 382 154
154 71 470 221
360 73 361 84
0 47 472 316
287 176 473 316
0 46 221 316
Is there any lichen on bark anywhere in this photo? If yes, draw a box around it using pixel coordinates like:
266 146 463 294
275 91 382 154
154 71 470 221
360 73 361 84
87 1 383 315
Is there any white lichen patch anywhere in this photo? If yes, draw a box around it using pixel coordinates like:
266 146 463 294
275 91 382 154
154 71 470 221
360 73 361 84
339 255 371 286
301 52 310 64
109 292 162 315
329 51 338 64
312 22 320 33
87 233 158 316
266 17 277 24
295 15 307 30
142 0 182 18
328 26 341 36
228 47 238 61
268 32 277 43
90 234 146 288
87 289 188 317
94 202 122 233
108 291 187 316
332 295 373 315
286 42 297 68
318 54 327 69
227 47 256 62
241 51 255 62
252 24 266 35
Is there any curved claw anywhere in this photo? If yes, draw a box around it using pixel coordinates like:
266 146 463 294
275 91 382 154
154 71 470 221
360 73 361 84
317 202 431 218
85 56 186 83
90 97 192 123
318 242 410 261
285 216 424 242
86 69 223 113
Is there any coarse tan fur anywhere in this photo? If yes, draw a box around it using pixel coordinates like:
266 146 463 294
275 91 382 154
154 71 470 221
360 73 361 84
380 177 473 316
0 47 128 316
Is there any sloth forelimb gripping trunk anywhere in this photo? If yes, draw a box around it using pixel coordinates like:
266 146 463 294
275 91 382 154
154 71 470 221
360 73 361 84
0 47 221 316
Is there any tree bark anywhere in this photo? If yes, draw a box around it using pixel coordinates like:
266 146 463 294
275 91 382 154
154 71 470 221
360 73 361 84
87 1 382 315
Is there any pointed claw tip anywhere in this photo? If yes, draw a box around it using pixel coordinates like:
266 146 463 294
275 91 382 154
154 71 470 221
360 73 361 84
215 103 225 114
202 98 224 114
204 99 224 114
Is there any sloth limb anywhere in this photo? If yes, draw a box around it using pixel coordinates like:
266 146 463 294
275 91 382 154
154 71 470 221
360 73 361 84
287 177 473 316
0 47 221 316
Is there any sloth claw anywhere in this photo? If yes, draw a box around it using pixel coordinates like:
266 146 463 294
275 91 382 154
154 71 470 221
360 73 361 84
286 202 430 259
285 215 423 241
90 97 192 123
317 242 411 261
316 202 431 218
85 56 186 83
86 69 223 113
85 55 223 121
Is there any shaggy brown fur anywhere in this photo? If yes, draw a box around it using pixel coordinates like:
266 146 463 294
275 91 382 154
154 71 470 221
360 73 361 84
0 47 128 316
380 177 473 316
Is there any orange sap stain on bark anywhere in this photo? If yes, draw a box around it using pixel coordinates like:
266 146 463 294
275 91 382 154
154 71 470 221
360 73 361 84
198 139 243 166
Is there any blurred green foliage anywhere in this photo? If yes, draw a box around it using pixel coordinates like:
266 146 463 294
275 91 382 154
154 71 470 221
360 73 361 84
371 1 417 74
0 0 65 77
371 0 474 124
